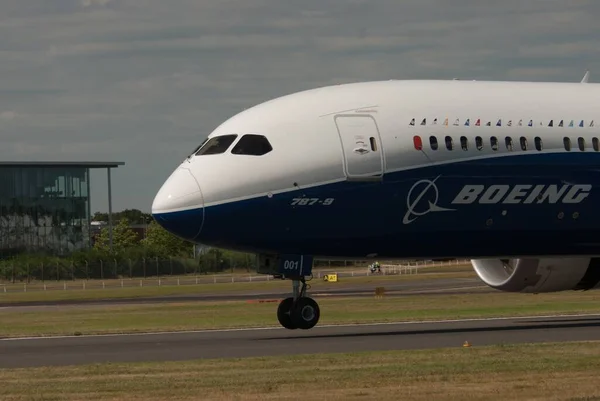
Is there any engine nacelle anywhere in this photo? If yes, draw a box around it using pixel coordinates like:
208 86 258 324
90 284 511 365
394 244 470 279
470 257 600 293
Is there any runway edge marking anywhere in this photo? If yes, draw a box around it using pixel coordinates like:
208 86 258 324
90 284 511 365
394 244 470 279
2 312 600 342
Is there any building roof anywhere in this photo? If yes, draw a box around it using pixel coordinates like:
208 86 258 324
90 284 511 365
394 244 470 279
0 162 125 168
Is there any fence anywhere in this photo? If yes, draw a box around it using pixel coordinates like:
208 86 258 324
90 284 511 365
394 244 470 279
0 257 220 282
0 257 469 283
0 259 472 294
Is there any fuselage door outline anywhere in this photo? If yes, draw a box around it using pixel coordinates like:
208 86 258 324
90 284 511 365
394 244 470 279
334 114 385 182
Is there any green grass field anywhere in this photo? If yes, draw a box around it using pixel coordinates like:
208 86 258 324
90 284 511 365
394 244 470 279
2 341 600 400
2 289 600 338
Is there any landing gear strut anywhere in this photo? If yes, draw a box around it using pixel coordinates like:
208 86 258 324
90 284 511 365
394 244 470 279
277 277 320 330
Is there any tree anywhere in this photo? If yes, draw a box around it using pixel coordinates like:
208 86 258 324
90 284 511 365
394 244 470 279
117 209 152 225
92 212 108 222
141 220 192 257
92 209 151 224
93 218 139 253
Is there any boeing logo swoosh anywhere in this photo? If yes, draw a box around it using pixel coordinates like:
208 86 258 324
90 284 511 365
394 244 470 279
402 175 456 224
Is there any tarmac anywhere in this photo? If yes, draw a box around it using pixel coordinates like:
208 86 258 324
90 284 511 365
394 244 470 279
2 314 600 368
1 274 599 369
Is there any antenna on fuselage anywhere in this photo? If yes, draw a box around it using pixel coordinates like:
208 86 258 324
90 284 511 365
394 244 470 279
581 70 590 83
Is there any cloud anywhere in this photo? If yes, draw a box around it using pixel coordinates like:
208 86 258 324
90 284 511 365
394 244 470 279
0 0 599 211
80 0 113 7
518 41 599 58
0 111 17 120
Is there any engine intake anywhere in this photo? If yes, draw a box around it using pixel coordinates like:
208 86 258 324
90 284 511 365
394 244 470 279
470 257 600 293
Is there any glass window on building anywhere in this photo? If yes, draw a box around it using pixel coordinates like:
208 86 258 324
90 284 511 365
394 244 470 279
0 166 91 257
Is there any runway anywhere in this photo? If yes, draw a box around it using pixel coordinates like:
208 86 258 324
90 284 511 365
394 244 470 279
2 313 600 369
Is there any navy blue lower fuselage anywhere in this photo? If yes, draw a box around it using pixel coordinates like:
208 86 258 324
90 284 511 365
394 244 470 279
152 152 600 259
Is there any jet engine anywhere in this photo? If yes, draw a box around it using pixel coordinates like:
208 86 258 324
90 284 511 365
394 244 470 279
470 257 600 293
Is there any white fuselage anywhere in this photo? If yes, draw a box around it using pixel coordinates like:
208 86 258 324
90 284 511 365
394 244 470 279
152 79 600 260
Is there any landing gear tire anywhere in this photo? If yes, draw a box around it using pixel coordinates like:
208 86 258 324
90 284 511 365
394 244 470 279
290 297 320 330
276 276 321 330
277 297 297 330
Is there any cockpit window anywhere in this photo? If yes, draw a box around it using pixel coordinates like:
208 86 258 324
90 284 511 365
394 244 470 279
188 138 208 158
231 134 273 156
195 135 238 156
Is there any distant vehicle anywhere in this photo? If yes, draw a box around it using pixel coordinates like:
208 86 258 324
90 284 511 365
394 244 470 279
369 262 381 274
152 72 600 330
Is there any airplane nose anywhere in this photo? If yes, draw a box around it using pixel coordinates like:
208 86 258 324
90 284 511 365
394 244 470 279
151 167 204 241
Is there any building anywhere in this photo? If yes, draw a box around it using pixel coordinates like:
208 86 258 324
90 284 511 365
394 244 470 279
0 162 124 257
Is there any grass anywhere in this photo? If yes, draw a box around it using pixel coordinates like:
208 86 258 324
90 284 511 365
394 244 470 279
2 341 600 400
0 270 475 304
2 289 600 338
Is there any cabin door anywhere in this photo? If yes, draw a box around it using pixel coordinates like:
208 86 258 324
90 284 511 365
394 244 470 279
334 114 384 180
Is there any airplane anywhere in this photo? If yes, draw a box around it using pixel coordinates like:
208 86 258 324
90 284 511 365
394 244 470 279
152 71 600 331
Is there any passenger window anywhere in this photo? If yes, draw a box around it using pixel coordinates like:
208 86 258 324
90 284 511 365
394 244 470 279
231 134 273 156
505 137 513 151
460 136 468 151
445 136 453 150
429 136 438 150
196 134 238 155
534 137 543 151
475 136 483 151
413 135 423 151
520 137 528 151
593 137 599 151
490 136 498 151
563 137 571 151
578 137 585 151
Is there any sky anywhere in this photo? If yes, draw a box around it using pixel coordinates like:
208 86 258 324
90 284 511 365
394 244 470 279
1 0 599 213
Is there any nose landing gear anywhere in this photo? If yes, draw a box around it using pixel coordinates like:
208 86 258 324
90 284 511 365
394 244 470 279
276 277 320 330
255 253 319 330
